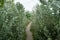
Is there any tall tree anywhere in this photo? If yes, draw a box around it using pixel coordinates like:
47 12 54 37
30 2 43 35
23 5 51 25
0 0 26 40
31 0 60 40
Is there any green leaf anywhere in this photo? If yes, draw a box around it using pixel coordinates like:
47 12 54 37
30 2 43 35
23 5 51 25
0 0 4 7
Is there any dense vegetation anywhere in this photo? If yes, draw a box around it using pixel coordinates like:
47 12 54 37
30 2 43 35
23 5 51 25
31 0 60 40
0 0 30 40
0 0 60 40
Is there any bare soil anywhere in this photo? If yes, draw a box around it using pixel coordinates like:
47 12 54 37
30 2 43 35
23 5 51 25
26 22 33 40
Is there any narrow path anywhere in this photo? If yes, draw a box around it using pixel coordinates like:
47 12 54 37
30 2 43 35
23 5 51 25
26 22 33 40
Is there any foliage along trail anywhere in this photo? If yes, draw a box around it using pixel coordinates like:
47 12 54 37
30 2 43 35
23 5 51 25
26 22 33 40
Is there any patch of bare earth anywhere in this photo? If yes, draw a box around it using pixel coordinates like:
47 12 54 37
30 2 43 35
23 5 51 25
26 22 33 40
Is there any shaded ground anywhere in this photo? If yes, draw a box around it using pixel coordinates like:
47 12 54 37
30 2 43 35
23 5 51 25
26 22 33 40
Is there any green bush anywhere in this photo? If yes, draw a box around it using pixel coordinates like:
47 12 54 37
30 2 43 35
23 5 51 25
31 0 60 40
0 1 26 40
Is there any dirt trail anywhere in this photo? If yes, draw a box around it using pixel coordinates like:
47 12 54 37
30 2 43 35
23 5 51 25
26 22 33 40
